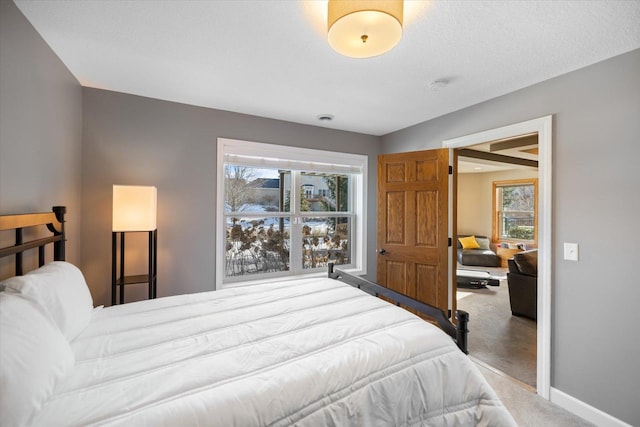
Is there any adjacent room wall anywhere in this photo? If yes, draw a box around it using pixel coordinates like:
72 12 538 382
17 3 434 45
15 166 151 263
382 49 640 425
458 169 538 239
81 88 380 305
0 1 82 278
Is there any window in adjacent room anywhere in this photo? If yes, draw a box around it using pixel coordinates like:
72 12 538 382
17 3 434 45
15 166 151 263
492 178 538 245
216 138 367 288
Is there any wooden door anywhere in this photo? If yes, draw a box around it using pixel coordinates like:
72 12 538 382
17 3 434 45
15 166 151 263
377 149 450 315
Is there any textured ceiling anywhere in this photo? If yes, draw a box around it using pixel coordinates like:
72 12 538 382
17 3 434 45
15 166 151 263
14 0 640 136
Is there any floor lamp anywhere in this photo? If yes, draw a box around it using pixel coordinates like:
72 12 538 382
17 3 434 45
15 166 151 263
112 185 157 305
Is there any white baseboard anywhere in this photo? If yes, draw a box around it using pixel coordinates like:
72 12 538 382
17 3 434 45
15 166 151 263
550 387 632 427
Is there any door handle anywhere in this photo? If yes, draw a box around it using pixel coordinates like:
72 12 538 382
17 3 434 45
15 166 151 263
378 248 387 255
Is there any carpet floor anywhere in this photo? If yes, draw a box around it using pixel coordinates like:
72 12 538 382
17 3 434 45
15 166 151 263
476 360 596 426
457 268 537 387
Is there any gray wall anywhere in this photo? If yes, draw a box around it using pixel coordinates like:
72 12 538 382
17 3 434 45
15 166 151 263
0 1 82 278
382 49 640 425
81 88 380 305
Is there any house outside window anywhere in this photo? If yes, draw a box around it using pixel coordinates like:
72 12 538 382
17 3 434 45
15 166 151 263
302 184 315 200
216 138 367 288
492 178 538 245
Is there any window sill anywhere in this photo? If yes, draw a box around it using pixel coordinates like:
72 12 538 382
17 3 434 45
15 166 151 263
219 266 365 290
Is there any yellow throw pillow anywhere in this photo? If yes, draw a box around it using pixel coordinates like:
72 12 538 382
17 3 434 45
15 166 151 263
459 235 480 249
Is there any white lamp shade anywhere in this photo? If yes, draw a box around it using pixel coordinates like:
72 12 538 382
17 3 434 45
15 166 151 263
328 0 403 58
112 185 157 231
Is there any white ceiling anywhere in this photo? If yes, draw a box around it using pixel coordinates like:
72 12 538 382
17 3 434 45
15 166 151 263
14 0 640 136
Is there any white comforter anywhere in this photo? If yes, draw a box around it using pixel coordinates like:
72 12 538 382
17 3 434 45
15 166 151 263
35 277 516 426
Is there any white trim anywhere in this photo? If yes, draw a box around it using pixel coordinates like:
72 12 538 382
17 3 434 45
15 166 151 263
446 149 454 314
216 137 367 289
443 115 553 399
216 140 226 290
550 388 633 427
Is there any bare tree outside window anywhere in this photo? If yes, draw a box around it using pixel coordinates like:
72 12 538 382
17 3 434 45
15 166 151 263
224 165 256 223
321 174 349 212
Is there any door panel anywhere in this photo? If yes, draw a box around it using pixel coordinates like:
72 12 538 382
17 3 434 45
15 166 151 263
416 264 438 306
416 159 438 182
377 149 450 316
385 192 405 243
386 163 406 182
415 190 438 247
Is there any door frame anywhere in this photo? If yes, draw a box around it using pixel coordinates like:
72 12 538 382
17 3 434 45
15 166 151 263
443 115 552 399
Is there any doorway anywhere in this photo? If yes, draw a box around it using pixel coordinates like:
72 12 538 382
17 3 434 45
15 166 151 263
455 137 538 389
443 116 552 399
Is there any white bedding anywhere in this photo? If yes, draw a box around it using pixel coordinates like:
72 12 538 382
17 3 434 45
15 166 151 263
34 277 516 426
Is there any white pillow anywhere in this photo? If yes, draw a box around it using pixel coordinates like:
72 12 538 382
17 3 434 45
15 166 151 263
0 292 75 426
0 262 94 341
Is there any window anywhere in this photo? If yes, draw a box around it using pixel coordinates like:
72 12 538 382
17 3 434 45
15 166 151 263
217 138 367 288
492 178 538 244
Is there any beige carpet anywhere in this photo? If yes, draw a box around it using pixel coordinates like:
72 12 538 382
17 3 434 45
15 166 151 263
476 360 596 426
457 270 537 387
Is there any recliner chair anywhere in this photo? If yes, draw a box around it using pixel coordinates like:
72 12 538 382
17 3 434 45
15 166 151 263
507 249 538 321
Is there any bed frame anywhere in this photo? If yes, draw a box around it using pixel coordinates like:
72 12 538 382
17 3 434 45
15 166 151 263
329 264 469 354
0 206 66 275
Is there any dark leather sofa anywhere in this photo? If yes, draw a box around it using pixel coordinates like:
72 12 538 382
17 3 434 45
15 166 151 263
507 249 538 320
456 235 501 267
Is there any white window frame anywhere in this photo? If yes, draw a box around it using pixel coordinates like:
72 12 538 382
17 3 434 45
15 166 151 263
216 138 367 289
493 178 538 245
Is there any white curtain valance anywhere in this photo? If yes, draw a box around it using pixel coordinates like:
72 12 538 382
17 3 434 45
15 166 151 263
220 138 366 175
223 153 362 174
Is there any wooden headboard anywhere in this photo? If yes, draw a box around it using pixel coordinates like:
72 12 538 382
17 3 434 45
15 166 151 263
0 206 66 275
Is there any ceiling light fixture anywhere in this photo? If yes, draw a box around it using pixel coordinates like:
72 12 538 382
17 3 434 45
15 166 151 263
327 0 403 58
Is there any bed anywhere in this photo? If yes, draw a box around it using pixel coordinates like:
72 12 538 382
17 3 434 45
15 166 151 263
0 207 516 426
